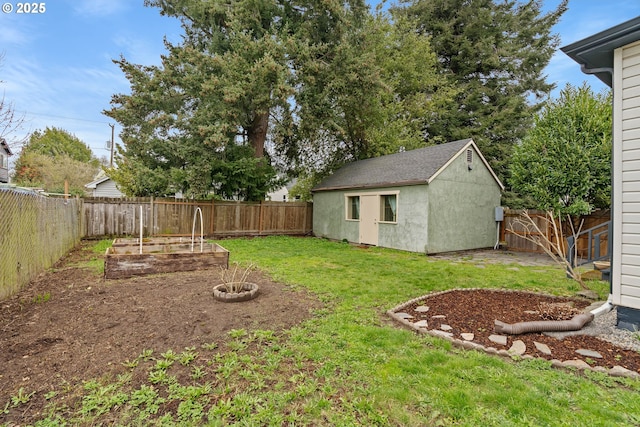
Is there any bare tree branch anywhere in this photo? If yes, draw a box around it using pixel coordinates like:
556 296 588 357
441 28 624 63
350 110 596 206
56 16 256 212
0 52 27 147
507 210 586 289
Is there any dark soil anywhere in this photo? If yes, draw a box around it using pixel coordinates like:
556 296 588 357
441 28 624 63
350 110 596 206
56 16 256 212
403 289 640 373
0 241 323 424
3 243 639 423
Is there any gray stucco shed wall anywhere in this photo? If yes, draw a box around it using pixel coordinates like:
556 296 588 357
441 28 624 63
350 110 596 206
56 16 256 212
312 157 501 254
312 190 360 243
425 148 502 253
378 185 429 252
312 184 430 252
312 140 502 254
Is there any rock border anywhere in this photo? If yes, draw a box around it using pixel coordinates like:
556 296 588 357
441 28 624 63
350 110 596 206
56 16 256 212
387 288 640 380
213 283 260 303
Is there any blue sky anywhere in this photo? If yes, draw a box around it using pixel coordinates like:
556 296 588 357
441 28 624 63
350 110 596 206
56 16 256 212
1 0 640 163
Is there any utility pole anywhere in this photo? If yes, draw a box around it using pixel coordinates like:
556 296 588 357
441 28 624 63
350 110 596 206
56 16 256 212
108 123 115 167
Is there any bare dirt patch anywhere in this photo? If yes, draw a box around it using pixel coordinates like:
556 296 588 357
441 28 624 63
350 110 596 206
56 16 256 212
0 241 322 424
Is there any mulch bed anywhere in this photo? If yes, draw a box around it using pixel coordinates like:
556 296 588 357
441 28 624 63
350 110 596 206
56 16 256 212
398 289 640 373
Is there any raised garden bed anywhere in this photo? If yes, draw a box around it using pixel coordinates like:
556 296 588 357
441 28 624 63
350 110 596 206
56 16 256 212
111 237 203 248
104 238 229 279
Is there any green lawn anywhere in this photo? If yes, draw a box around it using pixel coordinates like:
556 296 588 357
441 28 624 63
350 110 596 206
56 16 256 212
19 236 640 426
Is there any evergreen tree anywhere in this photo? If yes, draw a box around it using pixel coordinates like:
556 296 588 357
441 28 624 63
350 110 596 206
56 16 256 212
107 1 449 198
273 11 452 183
393 0 568 185
106 0 299 199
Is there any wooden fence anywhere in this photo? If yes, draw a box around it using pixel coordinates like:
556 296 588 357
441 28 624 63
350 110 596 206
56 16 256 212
83 197 313 238
501 209 610 257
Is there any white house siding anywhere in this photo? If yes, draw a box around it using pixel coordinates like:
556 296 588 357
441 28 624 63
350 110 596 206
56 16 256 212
614 40 640 309
268 186 289 201
93 179 124 198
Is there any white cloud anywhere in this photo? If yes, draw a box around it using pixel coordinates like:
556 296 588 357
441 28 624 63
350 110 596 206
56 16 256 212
0 56 125 154
0 13 36 46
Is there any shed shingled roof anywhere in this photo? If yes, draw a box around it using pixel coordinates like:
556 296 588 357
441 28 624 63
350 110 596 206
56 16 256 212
312 139 502 192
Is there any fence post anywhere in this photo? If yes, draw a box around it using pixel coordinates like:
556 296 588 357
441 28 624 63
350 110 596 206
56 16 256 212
259 200 265 235
209 198 215 236
150 196 155 236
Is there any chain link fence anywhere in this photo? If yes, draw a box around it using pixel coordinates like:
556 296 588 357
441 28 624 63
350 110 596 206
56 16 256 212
0 187 84 299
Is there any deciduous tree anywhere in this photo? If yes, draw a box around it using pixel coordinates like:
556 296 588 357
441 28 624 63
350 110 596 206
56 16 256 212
12 127 100 195
21 127 95 163
0 52 26 153
509 83 612 216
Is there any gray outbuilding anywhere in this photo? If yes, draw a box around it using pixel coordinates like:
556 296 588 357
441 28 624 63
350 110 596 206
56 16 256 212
311 139 504 254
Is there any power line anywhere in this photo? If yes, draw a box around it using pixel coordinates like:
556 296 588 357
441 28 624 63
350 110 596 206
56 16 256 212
16 110 111 125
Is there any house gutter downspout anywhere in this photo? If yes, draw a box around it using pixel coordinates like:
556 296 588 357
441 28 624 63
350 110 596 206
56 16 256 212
579 63 615 317
579 64 614 79
591 294 614 316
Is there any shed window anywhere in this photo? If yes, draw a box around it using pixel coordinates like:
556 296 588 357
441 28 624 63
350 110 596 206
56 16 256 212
347 196 360 220
381 194 397 222
0 154 5 168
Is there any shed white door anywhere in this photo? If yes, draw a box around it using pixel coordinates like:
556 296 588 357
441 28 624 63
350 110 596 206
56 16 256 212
359 194 378 246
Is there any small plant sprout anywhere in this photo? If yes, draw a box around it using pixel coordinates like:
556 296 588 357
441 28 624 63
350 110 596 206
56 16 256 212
219 263 255 293
228 340 248 352
33 292 51 304
122 358 139 369
179 347 198 366
201 342 218 351
155 358 174 371
139 349 154 361
228 329 248 340
148 369 169 385
11 387 35 407
253 329 277 345
161 349 178 362
191 366 206 381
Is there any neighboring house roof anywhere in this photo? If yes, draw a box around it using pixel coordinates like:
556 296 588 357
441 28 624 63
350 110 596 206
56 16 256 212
0 138 12 156
561 15 640 88
85 176 111 189
85 176 126 198
312 139 504 192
